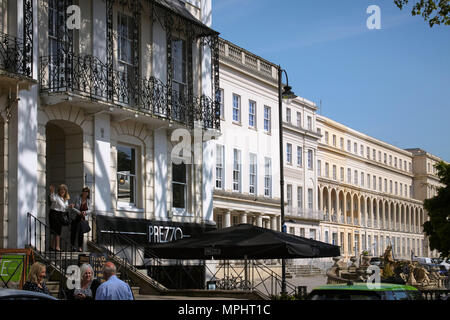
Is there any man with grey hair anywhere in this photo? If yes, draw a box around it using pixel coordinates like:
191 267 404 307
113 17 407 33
95 262 134 300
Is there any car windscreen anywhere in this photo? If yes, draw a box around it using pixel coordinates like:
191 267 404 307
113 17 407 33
309 290 381 300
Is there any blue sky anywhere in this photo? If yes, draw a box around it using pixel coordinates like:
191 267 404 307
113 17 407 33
212 0 450 162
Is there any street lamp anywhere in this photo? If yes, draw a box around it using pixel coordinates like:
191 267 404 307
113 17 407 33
278 66 297 295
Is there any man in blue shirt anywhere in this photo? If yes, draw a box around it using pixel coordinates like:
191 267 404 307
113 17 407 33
95 262 134 300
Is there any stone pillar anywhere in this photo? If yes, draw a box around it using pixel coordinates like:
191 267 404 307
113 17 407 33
256 214 263 228
241 211 248 224
224 211 231 228
94 114 111 215
350 195 354 225
270 216 277 231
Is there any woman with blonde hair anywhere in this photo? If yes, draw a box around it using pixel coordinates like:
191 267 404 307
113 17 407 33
49 184 75 251
22 262 50 295
67 263 101 300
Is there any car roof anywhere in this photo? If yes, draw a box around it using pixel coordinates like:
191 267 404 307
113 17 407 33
0 288 57 300
312 283 418 291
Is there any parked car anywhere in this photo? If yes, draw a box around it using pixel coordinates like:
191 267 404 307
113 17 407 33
414 257 433 265
308 283 423 300
0 288 57 300
440 258 450 271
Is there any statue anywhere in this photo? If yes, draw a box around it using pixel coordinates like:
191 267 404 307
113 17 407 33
382 244 395 278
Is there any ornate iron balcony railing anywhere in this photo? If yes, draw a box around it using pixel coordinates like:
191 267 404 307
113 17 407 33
39 54 220 130
0 32 32 78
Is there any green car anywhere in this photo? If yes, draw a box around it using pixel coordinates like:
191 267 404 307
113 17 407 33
308 283 424 300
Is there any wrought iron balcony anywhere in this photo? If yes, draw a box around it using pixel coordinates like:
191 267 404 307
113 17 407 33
0 32 32 78
39 54 220 130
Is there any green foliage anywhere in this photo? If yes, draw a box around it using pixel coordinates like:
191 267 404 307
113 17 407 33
423 161 450 258
394 0 450 27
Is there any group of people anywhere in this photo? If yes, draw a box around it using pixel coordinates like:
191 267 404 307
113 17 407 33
23 261 134 300
48 184 91 252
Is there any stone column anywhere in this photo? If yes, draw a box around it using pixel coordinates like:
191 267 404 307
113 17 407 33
241 211 248 224
270 216 277 231
224 211 231 228
256 214 263 228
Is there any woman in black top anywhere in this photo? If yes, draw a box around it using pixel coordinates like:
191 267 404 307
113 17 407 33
22 262 50 296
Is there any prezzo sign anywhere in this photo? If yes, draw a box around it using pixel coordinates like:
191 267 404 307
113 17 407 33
148 225 184 243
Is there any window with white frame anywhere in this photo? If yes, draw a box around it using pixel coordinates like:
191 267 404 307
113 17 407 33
249 100 256 128
317 160 321 177
354 142 357 154
367 146 370 159
333 165 337 180
395 182 398 195
118 13 134 65
286 143 292 164
340 137 344 150
308 188 313 209
367 174 371 189
172 162 188 210
384 179 387 192
325 162 329 178
249 153 257 195
373 175 376 190
232 94 241 122
347 140 351 152
297 112 302 128
400 183 403 196
354 170 358 185
340 167 344 182
310 229 316 240
360 145 364 157
264 157 272 197
307 116 312 130
286 107 291 123
390 180 393 193
287 184 292 208
389 155 392 166
217 88 224 120
297 146 303 166
361 172 364 187
373 149 376 161
347 168 351 184
215 144 224 189
378 151 381 162
297 186 303 209
264 106 271 133
325 131 329 144
394 157 397 168
384 153 387 164
117 144 137 206
333 135 337 147
233 149 241 192
171 37 188 105
307 150 313 170
379 177 382 192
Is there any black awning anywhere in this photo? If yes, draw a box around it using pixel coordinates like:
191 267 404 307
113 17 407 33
154 0 219 37
148 224 341 260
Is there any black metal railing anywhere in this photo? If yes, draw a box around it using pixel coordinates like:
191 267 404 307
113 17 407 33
39 54 220 130
26 212 78 299
206 260 300 299
97 228 172 291
0 32 32 78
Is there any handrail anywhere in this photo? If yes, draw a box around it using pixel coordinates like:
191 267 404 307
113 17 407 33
26 212 77 299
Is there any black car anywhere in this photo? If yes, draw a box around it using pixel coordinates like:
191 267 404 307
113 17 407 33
0 288 57 300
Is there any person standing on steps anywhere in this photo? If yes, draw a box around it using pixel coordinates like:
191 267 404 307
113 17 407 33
48 184 74 251
70 187 92 252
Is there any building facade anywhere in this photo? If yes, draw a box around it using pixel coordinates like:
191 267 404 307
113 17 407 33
213 38 281 231
316 115 440 260
0 0 220 250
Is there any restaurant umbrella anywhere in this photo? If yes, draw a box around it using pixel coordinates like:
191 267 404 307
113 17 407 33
147 224 340 260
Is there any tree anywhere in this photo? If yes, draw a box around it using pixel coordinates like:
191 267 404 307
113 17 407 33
423 161 450 258
394 0 450 27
